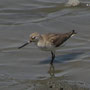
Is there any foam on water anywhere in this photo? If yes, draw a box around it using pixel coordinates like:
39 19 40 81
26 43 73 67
66 0 80 6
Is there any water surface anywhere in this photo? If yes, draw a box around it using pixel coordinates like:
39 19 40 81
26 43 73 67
0 0 90 89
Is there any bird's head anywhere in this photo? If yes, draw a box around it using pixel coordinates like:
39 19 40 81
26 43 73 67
18 32 40 49
29 32 40 42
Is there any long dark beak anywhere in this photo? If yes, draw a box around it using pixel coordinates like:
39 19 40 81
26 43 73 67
18 41 30 49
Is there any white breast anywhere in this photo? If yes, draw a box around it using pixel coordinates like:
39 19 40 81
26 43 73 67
37 41 55 51
37 41 45 48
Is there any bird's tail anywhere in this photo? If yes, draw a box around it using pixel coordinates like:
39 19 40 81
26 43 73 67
71 30 77 37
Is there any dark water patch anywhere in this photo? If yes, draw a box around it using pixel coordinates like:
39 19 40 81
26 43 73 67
39 52 84 64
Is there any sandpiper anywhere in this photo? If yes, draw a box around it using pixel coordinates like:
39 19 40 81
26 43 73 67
18 30 76 64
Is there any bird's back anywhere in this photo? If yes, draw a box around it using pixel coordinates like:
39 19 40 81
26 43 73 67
41 30 76 47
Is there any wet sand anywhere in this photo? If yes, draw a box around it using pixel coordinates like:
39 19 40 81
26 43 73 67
0 0 90 90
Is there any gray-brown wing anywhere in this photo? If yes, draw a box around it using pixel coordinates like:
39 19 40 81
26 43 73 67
46 30 76 47
47 33 71 47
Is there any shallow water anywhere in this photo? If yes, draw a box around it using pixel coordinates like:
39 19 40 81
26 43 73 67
0 0 90 90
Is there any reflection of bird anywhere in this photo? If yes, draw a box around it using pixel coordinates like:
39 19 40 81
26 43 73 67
18 30 76 64
48 64 55 77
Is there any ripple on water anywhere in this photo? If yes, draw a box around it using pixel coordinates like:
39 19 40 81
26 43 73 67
0 0 90 90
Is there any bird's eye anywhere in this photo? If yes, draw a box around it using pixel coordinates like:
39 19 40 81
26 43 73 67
32 36 36 39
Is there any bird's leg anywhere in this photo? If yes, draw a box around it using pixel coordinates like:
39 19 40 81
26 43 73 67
50 51 55 65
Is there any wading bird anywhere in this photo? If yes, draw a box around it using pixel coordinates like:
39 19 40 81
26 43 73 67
18 30 76 64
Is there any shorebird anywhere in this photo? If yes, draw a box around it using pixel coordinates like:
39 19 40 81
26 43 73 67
18 30 76 64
